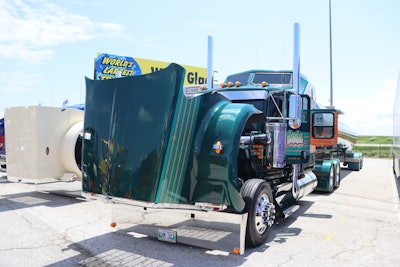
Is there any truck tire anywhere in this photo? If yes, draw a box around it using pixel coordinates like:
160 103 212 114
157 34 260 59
328 165 334 192
240 179 274 247
350 162 361 171
356 161 361 171
334 162 341 188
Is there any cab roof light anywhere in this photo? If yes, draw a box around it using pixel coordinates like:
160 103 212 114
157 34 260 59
235 81 241 87
227 82 233 87
261 81 268 87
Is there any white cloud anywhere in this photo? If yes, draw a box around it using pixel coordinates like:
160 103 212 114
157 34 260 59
0 44 54 64
335 79 396 136
0 0 126 63
0 71 43 92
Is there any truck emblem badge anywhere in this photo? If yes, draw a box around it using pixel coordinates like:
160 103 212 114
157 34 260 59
213 141 223 154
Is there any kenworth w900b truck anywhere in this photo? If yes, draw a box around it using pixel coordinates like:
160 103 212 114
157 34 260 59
82 62 342 254
80 24 361 254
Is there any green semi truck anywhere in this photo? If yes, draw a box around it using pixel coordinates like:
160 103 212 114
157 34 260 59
81 25 362 254
81 66 357 253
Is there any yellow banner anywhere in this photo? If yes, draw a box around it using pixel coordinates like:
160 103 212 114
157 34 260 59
95 53 207 86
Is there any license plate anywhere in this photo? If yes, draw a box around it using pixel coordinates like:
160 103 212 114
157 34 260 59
158 229 177 243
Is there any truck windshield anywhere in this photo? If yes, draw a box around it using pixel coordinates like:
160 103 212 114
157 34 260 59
253 73 292 85
225 73 251 85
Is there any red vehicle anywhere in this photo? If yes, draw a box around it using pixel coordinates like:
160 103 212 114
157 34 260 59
0 118 5 169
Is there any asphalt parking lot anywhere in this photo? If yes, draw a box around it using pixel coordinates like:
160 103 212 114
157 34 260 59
0 158 399 267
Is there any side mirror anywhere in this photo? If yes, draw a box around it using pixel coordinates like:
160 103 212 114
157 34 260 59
289 95 302 129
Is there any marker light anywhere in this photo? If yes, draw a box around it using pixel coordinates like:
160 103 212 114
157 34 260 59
200 85 205 91
251 144 264 159
195 202 227 211
213 141 223 154
110 222 117 228
261 81 267 87
233 247 240 255
220 83 226 88
227 82 233 87
235 81 241 87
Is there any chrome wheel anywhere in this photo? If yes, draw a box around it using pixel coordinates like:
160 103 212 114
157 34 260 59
254 193 274 234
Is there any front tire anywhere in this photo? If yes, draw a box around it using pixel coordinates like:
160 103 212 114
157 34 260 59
240 179 275 247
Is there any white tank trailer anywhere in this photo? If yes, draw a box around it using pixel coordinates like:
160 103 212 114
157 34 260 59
4 106 83 183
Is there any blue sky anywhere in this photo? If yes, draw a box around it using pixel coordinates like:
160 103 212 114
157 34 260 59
0 0 399 136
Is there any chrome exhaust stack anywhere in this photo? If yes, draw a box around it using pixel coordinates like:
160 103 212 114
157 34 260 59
289 23 302 129
290 23 311 199
207 35 213 89
293 23 301 96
